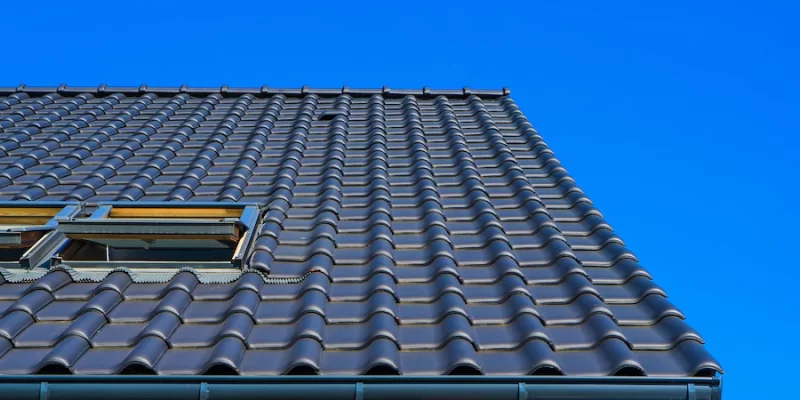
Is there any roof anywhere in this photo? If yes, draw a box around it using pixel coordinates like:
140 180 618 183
0 86 722 378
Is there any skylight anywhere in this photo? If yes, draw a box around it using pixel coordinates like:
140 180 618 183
52 202 260 269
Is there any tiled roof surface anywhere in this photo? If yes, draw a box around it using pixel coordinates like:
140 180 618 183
0 87 722 376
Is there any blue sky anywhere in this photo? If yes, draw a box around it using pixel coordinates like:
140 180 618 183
3 1 798 397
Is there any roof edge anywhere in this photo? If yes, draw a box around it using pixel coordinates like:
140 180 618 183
0 85 512 98
0 376 723 400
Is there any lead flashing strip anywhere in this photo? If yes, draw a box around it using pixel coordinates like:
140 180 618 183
0 265 312 284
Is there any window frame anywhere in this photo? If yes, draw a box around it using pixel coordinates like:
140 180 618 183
0 202 81 269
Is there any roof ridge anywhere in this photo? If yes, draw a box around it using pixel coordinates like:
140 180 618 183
0 85 512 98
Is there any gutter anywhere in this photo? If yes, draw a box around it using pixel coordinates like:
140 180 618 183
0 375 722 400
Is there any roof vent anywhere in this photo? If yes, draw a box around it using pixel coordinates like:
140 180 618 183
317 111 347 121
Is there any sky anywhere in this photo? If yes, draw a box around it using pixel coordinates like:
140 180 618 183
2 1 798 397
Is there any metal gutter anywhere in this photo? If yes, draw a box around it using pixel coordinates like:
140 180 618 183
0 85 512 98
0 375 722 400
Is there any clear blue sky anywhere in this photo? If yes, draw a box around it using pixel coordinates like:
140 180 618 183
3 1 797 397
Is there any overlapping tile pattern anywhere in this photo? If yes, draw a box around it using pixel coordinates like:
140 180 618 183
0 88 722 376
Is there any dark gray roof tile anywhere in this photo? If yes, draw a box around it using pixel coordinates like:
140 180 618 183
139 312 182 343
535 294 612 325
248 313 321 350
326 292 397 324
92 322 145 347
619 316 703 350
634 340 721 377
477 339 560 375
399 338 481 375
7 290 53 316
120 336 169 373
0 347 50 374
53 283 103 301
0 284 30 301
581 259 653 285
107 300 158 323
321 338 400 375
60 311 107 342
78 290 122 316
608 294 684 325
121 283 166 300
13 321 68 348
329 273 396 301
550 338 643 376
595 276 666 304
35 301 83 321
0 311 35 341
36 335 90 373
254 290 328 324
25 271 72 293
152 290 192 320
239 338 323 375
182 290 259 323
399 314 477 350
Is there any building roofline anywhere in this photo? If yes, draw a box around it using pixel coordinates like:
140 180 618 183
0 84 512 98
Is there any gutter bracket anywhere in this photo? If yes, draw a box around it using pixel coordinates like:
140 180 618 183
199 382 209 400
518 382 527 400
354 382 364 400
687 383 696 400
39 381 48 400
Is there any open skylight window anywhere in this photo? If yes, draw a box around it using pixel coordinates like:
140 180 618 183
53 202 260 269
0 202 81 268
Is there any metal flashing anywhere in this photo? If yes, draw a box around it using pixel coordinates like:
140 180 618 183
0 264 314 284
